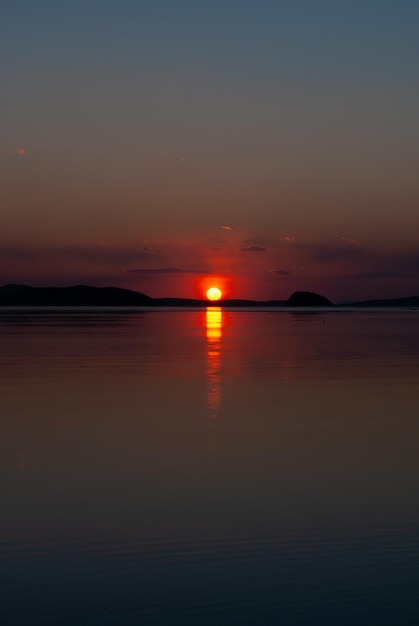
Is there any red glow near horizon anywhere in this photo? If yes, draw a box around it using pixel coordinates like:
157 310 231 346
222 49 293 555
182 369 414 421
195 275 233 300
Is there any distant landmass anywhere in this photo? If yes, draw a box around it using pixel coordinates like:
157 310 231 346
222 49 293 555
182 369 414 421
0 284 418 308
341 296 419 307
0 284 153 307
0 285 331 307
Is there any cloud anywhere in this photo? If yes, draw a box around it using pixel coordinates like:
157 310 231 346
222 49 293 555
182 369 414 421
216 225 239 232
0 247 39 261
75 247 156 263
64 245 157 264
0 145 26 157
306 243 363 263
340 271 411 280
271 269 291 276
242 237 296 250
340 237 360 247
0 244 158 265
240 245 267 252
302 244 419 279
126 267 203 275
397 251 419 272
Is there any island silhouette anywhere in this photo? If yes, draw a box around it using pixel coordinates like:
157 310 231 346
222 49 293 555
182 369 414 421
1 284 419 307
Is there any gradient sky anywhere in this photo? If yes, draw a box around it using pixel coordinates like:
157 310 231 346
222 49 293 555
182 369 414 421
2 0 419 301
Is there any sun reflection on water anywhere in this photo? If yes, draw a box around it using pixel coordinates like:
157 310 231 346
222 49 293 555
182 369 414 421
205 307 222 419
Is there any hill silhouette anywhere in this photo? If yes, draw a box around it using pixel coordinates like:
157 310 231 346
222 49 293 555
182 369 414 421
285 291 332 307
0 285 330 307
0 284 418 308
0 284 152 306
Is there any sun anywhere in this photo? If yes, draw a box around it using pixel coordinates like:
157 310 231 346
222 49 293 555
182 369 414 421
206 287 223 301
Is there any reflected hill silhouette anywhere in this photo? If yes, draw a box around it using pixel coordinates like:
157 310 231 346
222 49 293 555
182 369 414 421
1 284 418 307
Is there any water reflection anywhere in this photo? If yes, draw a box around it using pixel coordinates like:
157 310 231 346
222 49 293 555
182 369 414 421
205 307 222 419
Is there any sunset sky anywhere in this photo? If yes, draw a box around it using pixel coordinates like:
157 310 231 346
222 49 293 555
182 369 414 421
2 0 419 302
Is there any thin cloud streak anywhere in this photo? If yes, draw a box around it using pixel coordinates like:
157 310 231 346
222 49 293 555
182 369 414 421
337 271 411 280
271 269 292 276
240 246 267 252
0 244 157 265
127 267 203 275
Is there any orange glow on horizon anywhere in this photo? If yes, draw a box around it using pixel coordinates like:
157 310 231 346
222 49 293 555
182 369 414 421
206 286 222 301
194 275 233 300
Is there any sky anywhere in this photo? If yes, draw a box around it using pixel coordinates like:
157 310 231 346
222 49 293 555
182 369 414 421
1 0 419 302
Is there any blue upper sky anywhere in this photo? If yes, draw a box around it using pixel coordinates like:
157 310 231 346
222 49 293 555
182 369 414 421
3 1 418 77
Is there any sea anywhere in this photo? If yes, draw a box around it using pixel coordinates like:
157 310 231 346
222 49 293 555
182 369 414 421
1 307 419 625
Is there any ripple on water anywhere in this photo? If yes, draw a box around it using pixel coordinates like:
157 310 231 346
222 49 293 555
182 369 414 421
2 527 419 626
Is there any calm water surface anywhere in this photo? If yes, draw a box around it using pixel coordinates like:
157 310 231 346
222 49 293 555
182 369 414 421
1 308 419 625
